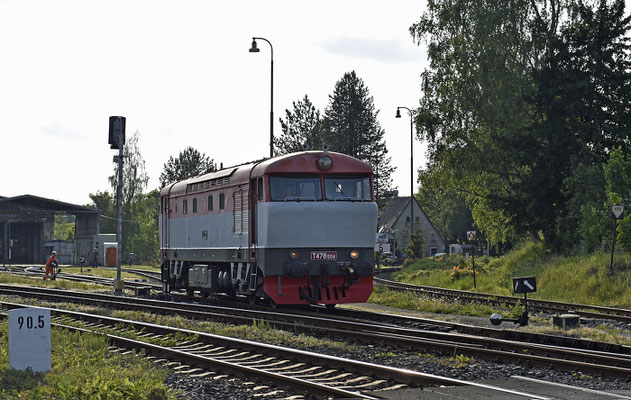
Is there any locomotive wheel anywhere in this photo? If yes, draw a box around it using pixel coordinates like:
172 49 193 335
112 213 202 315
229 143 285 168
201 291 209 299
325 304 336 309
186 288 194 297
248 294 258 305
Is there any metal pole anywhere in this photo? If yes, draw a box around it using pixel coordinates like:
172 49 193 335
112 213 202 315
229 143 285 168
610 218 617 273
409 111 414 239
270 53 274 158
472 243 476 289
115 140 124 293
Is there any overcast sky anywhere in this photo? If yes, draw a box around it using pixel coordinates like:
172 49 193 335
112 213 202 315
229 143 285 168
2 1 628 206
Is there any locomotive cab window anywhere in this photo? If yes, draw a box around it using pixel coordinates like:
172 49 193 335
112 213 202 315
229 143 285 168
183 199 188 214
270 176 322 201
219 193 225 210
208 195 213 211
324 176 371 201
192 198 197 213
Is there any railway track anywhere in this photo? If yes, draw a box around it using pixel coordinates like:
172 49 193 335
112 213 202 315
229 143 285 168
375 277 631 323
0 300 559 399
2 284 631 381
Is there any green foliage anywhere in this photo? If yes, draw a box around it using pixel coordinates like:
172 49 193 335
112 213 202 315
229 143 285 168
53 214 75 241
275 94 323 155
159 146 216 189
321 71 394 207
0 325 173 400
89 190 116 234
388 240 631 309
410 0 631 247
416 167 474 244
405 227 425 261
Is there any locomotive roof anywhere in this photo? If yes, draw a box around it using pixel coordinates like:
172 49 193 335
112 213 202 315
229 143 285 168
163 151 373 197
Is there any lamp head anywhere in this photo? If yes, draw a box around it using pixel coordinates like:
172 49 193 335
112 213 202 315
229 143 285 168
395 108 401 118
249 39 260 53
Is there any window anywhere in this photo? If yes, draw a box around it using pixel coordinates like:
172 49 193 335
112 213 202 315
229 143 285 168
406 216 410 224
270 176 322 201
219 193 225 210
192 198 197 213
323 176 371 201
208 195 214 211
183 199 188 215
257 178 263 201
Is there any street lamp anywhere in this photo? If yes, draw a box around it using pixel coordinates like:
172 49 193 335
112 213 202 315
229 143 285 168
396 106 416 243
249 37 274 158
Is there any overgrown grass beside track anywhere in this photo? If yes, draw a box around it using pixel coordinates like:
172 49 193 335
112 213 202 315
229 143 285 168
0 321 175 400
371 241 631 315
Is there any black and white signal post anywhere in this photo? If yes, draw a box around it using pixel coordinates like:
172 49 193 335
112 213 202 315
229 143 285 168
467 230 477 288
610 205 624 273
109 116 126 293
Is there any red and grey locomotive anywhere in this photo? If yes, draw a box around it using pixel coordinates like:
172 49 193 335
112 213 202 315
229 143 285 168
159 150 378 306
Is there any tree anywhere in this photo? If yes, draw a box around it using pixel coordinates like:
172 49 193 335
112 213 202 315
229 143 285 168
410 0 631 247
405 226 425 261
417 167 474 244
159 146 216 189
109 130 150 260
321 71 395 205
275 95 323 155
89 191 116 234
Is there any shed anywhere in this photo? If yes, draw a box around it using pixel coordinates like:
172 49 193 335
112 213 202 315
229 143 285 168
0 195 100 265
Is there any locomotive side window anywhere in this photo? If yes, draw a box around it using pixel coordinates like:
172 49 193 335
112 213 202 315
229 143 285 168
219 193 225 210
192 198 197 213
269 176 322 201
208 195 214 211
183 199 188 214
324 176 371 201
257 178 263 201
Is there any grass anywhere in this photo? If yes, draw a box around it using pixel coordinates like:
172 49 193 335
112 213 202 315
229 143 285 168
385 241 631 309
0 320 175 400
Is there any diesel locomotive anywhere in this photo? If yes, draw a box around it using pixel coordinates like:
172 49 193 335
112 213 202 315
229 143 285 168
159 150 378 306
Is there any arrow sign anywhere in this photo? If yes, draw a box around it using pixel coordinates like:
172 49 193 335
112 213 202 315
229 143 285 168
611 205 624 220
513 277 537 294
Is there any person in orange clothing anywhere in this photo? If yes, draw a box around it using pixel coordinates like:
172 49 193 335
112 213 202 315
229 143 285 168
44 250 57 280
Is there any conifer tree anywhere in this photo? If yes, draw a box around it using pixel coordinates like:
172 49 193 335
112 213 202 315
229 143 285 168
321 71 394 205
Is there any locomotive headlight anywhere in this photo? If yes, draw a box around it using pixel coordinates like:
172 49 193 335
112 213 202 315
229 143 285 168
350 250 360 260
289 250 299 260
317 156 332 171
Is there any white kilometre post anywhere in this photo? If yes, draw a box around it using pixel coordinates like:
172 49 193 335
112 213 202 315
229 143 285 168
9 308 51 372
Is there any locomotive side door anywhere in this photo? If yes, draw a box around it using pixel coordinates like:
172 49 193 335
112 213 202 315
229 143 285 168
249 178 258 260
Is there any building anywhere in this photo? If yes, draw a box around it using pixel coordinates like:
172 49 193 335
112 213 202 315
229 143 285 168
0 195 100 265
378 195 446 258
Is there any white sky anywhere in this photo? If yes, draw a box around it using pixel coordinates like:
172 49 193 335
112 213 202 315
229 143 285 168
0 0 429 205
2 1 628 206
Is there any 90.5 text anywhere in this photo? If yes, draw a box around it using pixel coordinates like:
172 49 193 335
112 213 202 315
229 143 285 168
17 315 45 329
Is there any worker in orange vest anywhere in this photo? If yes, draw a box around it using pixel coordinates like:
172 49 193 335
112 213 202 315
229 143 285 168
44 250 58 280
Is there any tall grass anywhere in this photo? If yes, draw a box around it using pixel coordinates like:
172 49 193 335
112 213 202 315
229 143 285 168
388 241 631 309
0 322 175 399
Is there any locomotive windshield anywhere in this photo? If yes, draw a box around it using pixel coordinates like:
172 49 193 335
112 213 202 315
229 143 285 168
324 176 372 201
270 176 323 201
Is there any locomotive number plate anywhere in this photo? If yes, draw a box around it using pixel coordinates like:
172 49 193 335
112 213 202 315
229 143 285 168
310 251 337 260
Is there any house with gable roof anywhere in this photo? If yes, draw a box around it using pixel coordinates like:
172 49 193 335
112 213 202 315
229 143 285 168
378 193 446 259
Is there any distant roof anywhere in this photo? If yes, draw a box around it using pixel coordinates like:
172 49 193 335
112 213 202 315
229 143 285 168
378 196 445 244
379 196 411 231
0 195 99 215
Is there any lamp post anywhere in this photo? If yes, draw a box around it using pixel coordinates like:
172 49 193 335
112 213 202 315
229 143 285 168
396 106 416 246
249 37 274 158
